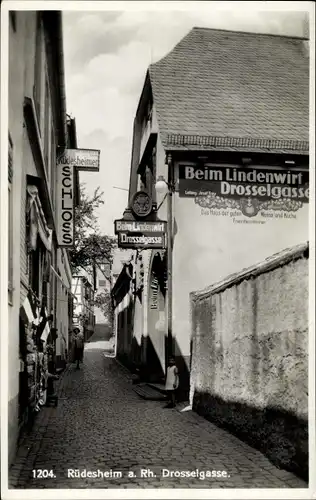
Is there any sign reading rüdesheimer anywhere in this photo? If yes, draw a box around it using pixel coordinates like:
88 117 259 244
57 148 100 172
56 162 74 247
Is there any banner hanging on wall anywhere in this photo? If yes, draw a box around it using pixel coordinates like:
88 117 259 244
56 161 74 247
179 164 309 218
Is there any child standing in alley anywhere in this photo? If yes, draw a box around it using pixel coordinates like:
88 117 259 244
164 357 179 408
73 327 84 369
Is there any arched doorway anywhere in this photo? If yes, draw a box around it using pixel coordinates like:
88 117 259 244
146 251 167 382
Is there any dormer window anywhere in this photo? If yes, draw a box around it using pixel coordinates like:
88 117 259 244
146 107 153 124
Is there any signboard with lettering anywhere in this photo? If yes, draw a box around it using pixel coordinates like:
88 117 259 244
150 276 159 309
179 165 309 218
57 148 100 172
114 220 167 249
114 220 167 234
56 161 74 247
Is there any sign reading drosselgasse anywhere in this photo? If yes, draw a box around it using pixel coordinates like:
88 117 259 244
57 148 100 172
114 220 167 249
179 165 309 217
117 232 166 249
56 162 74 247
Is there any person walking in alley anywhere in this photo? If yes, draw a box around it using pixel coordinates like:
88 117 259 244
73 327 84 369
164 357 179 408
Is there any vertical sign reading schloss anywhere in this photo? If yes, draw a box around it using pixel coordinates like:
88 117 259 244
56 158 74 247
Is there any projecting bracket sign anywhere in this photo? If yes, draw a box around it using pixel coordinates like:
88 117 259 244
114 219 167 249
56 155 75 247
57 148 100 172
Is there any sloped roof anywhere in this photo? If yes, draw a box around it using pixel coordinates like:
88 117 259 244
148 28 309 153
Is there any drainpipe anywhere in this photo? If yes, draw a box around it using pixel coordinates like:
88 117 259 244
55 11 67 148
43 11 67 363
166 153 174 369
55 14 67 356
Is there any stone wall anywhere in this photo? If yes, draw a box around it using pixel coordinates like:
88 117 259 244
190 243 309 480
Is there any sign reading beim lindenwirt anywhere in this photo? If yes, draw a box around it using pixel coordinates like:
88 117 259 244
179 165 309 218
114 220 167 249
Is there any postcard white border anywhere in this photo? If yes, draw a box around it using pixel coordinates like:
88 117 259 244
1 1 315 500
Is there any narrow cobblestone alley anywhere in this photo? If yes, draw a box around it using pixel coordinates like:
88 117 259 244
9 333 307 490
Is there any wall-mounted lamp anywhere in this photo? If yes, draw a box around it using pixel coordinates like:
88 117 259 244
155 175 175 194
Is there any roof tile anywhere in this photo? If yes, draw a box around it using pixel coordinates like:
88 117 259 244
148 28 309 150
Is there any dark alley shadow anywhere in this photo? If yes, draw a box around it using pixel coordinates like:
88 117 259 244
193 390 308 483
117 334 190 402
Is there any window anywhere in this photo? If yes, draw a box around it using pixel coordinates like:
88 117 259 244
142 102 153 136
8 136 13 304
139 146 156 200
140 170 146 190
33 14 43 130
145 165 153 198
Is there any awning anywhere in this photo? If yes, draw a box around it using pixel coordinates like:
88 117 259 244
27 185 52 252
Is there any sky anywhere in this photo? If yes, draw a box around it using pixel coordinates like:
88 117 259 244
62 4 309 237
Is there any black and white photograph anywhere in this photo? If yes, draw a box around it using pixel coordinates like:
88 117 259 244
1 1 315 498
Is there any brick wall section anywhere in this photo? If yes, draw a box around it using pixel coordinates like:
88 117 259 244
190 243 309 480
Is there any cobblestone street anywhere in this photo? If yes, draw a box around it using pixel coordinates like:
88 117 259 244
9 333 307 490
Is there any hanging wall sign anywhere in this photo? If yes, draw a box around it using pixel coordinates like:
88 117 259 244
114 220 167 249
114 220 167 234
56 160 74 247
179 164 309 218
57 148 100 172
117 232 166 249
